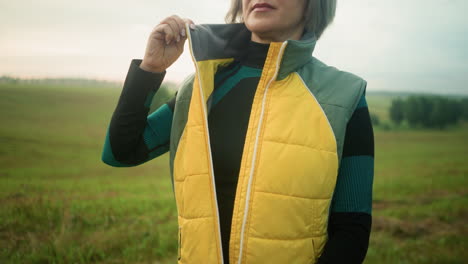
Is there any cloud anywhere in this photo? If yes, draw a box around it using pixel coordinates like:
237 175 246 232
315 0 468 94
0 0 466 94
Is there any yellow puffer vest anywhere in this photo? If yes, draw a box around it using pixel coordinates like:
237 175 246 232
168 23 367 264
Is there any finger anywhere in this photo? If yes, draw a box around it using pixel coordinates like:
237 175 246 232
170 15 187 38
186 19 195 26
152 24 169 41
176 18 188 38
159 16 180 44
164 16 182 43
156 24 175 45
187 19 196 30
183 18 196 34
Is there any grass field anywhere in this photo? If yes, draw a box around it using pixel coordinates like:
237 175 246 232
0 83 467 263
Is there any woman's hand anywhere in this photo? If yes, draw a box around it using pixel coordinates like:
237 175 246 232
140 15 195 73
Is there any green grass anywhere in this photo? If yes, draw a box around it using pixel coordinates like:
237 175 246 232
0 84 178 263
1 84 467 263
367 129 468 264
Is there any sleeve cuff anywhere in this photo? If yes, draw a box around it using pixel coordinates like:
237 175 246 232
132 59 167 75
119 59 167 106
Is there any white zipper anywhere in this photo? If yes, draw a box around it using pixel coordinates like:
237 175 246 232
185 23 225 264
237 41 288 264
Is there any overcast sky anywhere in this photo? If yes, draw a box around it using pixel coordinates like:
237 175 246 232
1 0 467 94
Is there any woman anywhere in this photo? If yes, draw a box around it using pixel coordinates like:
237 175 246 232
102 0 374 263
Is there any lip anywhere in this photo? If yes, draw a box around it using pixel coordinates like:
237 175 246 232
252 3 275 12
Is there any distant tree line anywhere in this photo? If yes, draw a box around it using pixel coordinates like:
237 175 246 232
389 95 468 129
0 75 177 110
0 75 122 87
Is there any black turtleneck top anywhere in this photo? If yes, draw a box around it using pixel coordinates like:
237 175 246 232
207 41 270 263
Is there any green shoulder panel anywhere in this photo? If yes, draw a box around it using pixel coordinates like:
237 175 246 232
297 57 367 164
169 73 195 193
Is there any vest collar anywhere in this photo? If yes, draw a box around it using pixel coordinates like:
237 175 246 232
188 23 317 80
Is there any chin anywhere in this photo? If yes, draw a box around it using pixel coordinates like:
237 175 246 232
246 21 278 35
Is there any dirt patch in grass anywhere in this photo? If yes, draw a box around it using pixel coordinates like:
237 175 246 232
373 209 467 242
373 189 468 210
373 189 468 240
373 216 450 239
415 189 468 205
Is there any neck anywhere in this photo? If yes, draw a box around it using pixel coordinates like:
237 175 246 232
239 41 270 68
251 25 305 44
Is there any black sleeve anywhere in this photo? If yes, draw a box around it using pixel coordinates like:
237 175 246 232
317 95 374 264
107 59 167 164
316 212 372 264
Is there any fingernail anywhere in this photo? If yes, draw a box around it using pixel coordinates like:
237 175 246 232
181 29 185 37
166 39 170 45
190 24 196 30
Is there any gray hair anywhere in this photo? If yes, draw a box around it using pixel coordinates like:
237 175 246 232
225 0 337 40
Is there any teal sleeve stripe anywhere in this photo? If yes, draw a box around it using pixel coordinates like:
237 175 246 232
101 128 131 167
330 155 374 214
356 94 368 110
144 103 173 150
102 103 172 167
212 66 262 107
